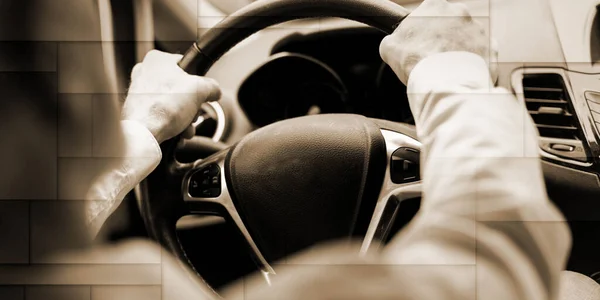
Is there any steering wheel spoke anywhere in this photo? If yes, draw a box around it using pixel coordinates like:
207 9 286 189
181 149 276 282
360 129 423 256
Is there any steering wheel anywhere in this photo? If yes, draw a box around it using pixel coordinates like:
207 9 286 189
138 0 416 297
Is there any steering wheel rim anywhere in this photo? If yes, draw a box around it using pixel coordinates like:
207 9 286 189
138 0 411 297
179 0 409 74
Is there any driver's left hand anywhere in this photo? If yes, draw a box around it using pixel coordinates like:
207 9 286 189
122 50 222 144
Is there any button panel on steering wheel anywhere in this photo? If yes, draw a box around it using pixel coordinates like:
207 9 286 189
390 147 420 184
189 164 221 198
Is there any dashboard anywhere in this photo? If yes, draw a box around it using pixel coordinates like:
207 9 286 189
168 0 569 142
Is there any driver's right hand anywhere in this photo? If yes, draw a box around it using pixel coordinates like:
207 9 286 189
379 0 498 85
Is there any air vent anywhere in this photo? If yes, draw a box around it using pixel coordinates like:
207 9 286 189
520 73 589 163
523 74 582 140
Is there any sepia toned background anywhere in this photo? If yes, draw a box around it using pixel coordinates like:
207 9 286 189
0 0 599 299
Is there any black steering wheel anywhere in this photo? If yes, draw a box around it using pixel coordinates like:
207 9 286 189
138 0 417 296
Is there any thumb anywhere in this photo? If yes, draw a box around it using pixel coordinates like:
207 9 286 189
195 77 222 106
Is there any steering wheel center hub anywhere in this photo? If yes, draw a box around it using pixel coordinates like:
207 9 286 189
226 114 387 261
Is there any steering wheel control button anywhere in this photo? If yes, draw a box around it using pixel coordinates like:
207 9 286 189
189 164 221 198
201 188 221 198
202 164 220 176
539 137 587 162
391 148 420 184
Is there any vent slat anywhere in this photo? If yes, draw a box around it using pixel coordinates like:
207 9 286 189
535 124 578 131
523 87 564 92
528 110 573 117
524 98 567 104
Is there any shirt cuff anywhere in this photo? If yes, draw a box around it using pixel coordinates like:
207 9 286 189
112 119 162 199
86 121 162 237
120 120 162 162
406 52 494 121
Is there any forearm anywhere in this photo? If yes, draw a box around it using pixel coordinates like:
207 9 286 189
86 120 162 238
384 52 571 299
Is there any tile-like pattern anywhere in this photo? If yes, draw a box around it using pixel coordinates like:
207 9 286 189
30 201 89 262
153 0 199 42
0 72 58 200
0 42 57 72
0 286 24 300
91 286 161 300
0 1 590 300
31 237 162 265
91 95 124 158
57 43 113 94
0 201 29 264
0 265 161 285
57 159 102 201
26 286 90 300
0 0 102 42
58 94 93 158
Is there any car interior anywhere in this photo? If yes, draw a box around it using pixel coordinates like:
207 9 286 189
92 0 600 292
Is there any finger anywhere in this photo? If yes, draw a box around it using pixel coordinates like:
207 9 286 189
182 125 195 140
193 110 203 125
131 63 143 80
379 35 394 64
195 77 222 106
177 138 187 148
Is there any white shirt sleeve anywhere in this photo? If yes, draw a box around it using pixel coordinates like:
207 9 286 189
384 52 572 300
86 120 162 237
